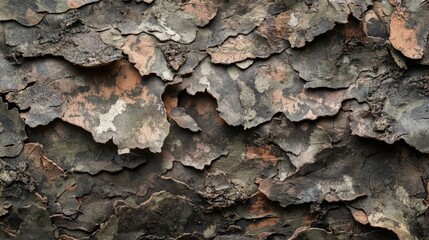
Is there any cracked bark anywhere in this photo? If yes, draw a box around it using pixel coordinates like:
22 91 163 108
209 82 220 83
1 0 429 240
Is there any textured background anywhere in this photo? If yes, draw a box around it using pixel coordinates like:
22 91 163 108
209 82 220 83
1 0 429 239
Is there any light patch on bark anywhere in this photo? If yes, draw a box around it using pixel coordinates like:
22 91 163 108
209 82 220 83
95 99 127 134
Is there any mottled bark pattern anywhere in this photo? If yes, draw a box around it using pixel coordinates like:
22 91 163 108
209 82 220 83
0 0 429 240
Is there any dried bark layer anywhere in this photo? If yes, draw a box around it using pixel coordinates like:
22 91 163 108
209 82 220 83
1 0 429 240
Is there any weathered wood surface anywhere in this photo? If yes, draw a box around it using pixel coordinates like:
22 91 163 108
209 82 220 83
1 1 429 239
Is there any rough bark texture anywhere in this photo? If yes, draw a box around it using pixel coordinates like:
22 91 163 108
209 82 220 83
1 0 429 239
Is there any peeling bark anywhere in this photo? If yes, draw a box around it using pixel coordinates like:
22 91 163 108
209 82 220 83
1 0 429 239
